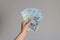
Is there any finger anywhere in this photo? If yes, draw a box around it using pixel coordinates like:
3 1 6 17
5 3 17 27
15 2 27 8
25 20 31 25
22 21 26 27
26 20 31 27
23 21 31 32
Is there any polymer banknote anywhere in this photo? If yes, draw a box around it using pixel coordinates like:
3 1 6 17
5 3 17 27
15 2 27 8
21 8 43 32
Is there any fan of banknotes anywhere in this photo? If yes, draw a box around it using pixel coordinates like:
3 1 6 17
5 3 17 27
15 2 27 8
21 8 43 32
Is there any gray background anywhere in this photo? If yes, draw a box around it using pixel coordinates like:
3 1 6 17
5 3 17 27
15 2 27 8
0 0 60 40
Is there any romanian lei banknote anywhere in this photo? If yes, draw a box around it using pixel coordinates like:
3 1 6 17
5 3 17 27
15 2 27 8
21 8 43 32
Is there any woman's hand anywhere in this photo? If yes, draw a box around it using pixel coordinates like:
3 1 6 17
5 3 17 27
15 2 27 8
15 20 31 40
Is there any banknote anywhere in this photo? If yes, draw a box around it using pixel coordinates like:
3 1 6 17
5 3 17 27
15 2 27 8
21 8 43 32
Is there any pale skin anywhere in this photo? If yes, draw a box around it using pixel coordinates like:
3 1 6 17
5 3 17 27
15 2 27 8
15 20 31 40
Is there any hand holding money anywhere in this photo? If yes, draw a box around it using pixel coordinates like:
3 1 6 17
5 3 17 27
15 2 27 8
21 8 43 32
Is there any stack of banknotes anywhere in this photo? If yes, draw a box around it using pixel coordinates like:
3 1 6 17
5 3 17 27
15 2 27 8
21 8 43 32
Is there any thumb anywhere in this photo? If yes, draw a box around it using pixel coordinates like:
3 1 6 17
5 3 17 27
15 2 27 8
25 20 31 28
